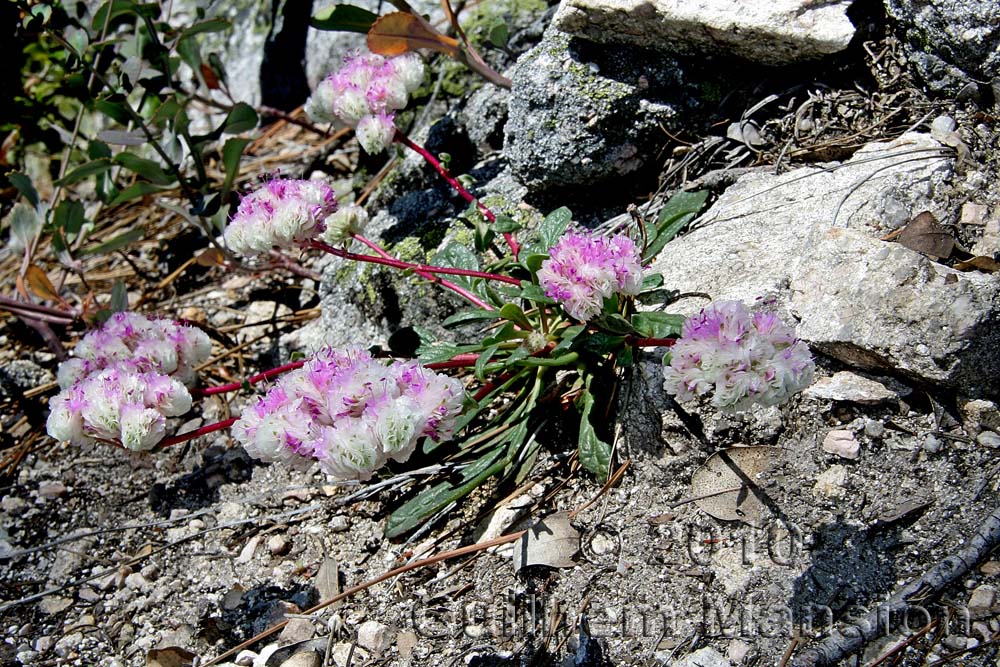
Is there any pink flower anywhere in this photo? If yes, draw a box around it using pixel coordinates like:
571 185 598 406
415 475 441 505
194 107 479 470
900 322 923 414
305 51 425 154
224 177 337 256
663 301 814 412
232 348 464 481
47 365 192 450
538 231 644 321
56 312 211 388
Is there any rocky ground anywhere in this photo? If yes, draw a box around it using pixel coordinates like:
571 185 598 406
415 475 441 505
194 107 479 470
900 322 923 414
3 1 1000 666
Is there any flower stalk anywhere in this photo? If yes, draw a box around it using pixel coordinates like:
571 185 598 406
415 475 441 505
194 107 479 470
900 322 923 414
393 131 520 258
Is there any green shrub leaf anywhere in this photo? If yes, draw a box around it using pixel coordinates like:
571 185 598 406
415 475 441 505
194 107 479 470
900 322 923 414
310 4 378 33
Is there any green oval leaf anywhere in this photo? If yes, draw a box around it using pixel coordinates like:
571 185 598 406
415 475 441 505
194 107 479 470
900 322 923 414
8 173 39 207
221 137 251 195
577 376 611 482
55 159 112 187
631 311 685 339
113 152 175 185
310 4 378 33
222 102 258 134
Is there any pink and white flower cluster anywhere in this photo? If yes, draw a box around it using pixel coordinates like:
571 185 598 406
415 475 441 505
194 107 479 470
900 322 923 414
224 178 339 256
232 348 464 481
47 313 212 450
663 301 814 412
538 231 644 321
306 52 425 154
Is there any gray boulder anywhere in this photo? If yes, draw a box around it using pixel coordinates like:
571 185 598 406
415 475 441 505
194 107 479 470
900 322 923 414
648 133 1000 397
553 0 856 65
884 0 1000 95
505 29 694 192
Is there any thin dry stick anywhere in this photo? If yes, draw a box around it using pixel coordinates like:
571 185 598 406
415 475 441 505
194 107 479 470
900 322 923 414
205 460 633 665
864 618 937 667
791 505 1000 667
201 530 528 666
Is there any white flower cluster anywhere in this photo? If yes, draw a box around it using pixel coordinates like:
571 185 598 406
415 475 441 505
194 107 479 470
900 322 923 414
224 178 338 257
538 231 644 321
232 348 465 481
47 367 192 450
56 311 212 388
663 301 815 412
321 203 369 246
46 312 211 450
306 52 425 154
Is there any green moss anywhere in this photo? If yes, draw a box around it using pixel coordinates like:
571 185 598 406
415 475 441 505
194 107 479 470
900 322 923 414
450 225 475 247
463 0 546 48
390 235 434 263
439 59 479 98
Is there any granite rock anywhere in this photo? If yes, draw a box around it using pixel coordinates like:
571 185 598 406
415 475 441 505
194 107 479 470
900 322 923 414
554 0 856 65
505 29 693 192
648 133 1000 397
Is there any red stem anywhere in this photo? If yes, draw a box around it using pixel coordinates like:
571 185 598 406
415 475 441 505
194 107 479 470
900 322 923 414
393 131 519 258
630 337 677 347
351 234 517 285
308 239 503 310
157 417 238 449
195 360 307 396
425 353 480 370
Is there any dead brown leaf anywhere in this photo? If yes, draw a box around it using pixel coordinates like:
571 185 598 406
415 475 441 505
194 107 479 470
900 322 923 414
199 63 220 90
512 510 579 571
689 446 780 526
146 646 195 667
195 247 226 267
954 255 1000 273
367 12 459 57
25 265 64 304
897 211 955 260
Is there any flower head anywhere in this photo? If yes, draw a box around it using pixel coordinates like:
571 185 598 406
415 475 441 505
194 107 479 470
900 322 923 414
56 312 211 388
305 52 426 154
355 113 396 155
662 301 814 412
321 204 369 245
46 365 192 450
224 178 337 256
232 348 464 481
538 231 644 321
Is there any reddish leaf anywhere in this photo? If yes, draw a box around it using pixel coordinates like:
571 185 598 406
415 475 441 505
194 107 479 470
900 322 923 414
25 265 63 304
367 12 459 57
199 63 220 90
195 247 226 267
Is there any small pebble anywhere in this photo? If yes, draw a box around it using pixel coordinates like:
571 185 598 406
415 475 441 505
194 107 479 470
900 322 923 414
977 431 1000 448
980 561 1000 576
37 481 67 499
864 419 885 439
268 535 291 557
234 649 258 666
32 636 54 653
727 639 751 662
54 633 83 659
822 430 860 459
923 436 943 454
279 652 320 667
969 585 996 618
124 573 149 592
357 620 393 655
329 516 349 533
814 465 848 498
